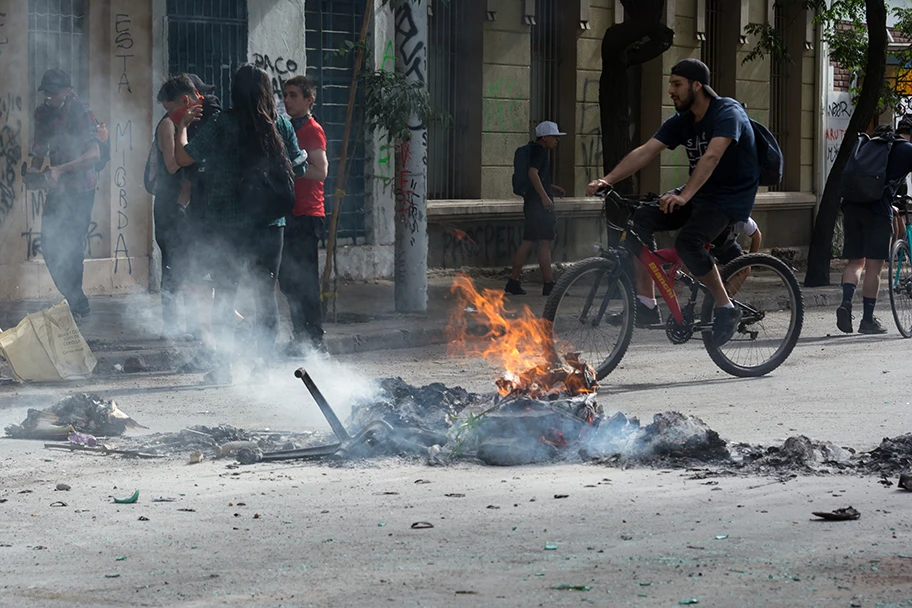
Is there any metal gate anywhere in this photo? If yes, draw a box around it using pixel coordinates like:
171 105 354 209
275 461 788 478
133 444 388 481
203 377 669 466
306 0 366 244
167 0 248 109
530 0 562 182
701 0 723 86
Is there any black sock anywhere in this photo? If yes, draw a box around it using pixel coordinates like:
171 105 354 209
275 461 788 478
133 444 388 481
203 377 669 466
841 283 856 306
863 297 876 322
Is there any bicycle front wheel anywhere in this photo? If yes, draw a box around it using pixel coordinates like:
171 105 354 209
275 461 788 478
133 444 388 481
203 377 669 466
701 253 804 377
889 239 912 338
542 257 635 380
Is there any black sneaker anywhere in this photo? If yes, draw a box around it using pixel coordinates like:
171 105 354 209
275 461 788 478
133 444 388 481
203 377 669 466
835 303 853 334
505 279 526 295
713 306 743 346
634 301 661 327
858 316 888 334
542 281 555 296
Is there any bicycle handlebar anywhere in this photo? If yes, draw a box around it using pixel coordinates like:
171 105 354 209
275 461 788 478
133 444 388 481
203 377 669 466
596 185 660 209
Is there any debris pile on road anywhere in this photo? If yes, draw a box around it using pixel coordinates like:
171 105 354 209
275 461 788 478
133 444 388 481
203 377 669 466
4 393 146 440
115 425 329 459
730 435 855 473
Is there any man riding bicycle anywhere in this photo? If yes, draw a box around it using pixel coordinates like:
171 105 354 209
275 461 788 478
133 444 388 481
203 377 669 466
586 58 760 346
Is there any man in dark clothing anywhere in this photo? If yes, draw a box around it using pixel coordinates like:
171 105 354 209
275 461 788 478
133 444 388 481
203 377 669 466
505 121 567 297
836 121 912 334
28 68 101 321
586 59 759 346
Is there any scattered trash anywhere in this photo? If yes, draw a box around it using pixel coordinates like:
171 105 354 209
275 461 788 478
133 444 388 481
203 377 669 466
178 508 196 512
122 356 148 373
812 506 860 521
554 494 569 499
138 516 149 521
55 483 71 491
544 543 558 551
414 479 432 484
113 364 124 373
715 535 728 540
214 441 259 458
5 394 145 440
151 497 176 503
378 522 386 527
115 556 127 561
68 432 97 447
253 513 260 519
49 501 67 507
410 521 434 529
113 490 139 504
0 301 97 382
680 600 699 605
104 574 120 579
444 493 465 498
879 475 894 487
552 584 590 591
188 450 204 464
900 474 912 491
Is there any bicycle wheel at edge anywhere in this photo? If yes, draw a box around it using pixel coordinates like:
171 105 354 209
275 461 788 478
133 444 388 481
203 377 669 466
700 253 804 377
542 257 635 380
889 239 912 338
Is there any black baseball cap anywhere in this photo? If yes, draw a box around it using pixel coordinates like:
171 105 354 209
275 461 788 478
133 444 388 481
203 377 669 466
187 73 216 93
38 68 72 93
670 58 719 98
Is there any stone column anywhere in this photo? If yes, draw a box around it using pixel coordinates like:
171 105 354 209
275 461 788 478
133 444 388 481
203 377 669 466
394 0 428 313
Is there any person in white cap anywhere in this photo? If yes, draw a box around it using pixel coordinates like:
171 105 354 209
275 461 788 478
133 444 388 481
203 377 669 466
505 120 566 296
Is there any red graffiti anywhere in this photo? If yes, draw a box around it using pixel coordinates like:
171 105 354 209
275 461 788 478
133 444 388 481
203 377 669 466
825 127 846 141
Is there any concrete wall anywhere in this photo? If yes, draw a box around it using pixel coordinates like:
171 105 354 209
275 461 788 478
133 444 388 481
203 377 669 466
248 0 306 114
0 0 154 303
480 1 530 199
575 0 613 196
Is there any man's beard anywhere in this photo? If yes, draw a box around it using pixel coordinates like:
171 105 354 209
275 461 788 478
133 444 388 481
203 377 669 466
673 85 696 112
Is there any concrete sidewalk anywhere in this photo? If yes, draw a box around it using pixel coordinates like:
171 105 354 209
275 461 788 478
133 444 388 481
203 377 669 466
0 266 844 377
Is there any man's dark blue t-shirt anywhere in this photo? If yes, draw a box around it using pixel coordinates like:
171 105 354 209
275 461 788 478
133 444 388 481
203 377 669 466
653 97 760 222
843 137 912 218
524 141 553 209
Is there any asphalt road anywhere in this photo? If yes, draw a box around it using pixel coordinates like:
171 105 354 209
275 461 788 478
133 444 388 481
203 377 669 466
1 307 911 607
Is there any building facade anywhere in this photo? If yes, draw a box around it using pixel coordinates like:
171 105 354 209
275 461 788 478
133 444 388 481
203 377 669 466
0 0 823 302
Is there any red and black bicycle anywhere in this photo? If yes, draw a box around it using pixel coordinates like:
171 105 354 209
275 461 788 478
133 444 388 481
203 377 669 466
543 187 804 379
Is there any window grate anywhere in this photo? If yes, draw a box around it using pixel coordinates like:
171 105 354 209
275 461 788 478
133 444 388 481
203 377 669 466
305 0 366 244
28 0 89 127
701 0 723 86
769 2 788 192
428 0 468 200
530 0 562 182
167 0 247 111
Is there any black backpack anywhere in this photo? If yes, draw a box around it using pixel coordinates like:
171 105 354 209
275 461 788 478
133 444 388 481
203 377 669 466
512 143 533 196
840 133 901 202
749 119 783 187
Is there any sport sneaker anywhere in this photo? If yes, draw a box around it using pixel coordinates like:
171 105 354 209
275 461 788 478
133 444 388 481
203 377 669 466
542 281 555 296
712 306 743 346
835 303 853 334
634 301 661 327
504 278 527 295
858 316 888 334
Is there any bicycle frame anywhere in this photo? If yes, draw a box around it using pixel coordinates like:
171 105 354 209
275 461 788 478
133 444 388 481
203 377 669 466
894 203 912 290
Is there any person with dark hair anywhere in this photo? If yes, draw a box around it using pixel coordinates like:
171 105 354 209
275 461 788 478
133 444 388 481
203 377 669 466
27 68 102 321
279 75 330 356
153 74 198 341
174 64 307 385
585 58 759 346
836 121 912 334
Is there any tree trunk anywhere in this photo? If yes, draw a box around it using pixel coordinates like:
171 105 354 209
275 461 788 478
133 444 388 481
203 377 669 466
804 0 888 287
394 0 429 312
599 0 673 194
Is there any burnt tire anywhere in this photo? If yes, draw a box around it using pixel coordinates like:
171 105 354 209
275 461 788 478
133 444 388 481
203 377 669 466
542 256 635 380
701 253 803 377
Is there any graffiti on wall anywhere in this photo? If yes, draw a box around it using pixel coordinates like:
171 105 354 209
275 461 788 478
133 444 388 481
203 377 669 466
115 13 133 93
0 91 22 231
825 92 853 179
113 121 132 274
253 53 299 112
0 10 8 60
20 188 102 260
440 218 574 268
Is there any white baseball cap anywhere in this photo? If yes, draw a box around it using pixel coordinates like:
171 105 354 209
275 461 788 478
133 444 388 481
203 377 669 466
535 121 566 137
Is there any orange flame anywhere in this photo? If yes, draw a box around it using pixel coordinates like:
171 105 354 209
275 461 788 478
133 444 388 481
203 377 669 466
446 275 598 399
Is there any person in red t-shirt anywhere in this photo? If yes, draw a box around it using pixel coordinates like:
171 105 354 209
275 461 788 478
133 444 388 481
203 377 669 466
279 76 330 356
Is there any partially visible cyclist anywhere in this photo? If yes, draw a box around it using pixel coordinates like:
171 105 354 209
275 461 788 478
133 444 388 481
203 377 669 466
586 58 759 346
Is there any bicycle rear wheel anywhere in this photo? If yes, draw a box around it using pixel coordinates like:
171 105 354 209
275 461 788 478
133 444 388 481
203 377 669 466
542 256 635 380
889 239 912 338
701 253 803 377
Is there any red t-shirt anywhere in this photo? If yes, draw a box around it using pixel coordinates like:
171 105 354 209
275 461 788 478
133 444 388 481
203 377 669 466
292 117 327 217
